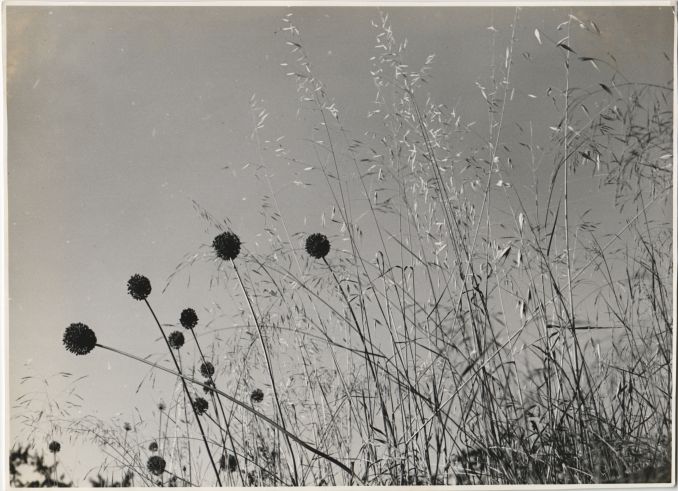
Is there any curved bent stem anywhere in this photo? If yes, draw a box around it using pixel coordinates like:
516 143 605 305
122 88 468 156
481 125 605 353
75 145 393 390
94 342 361 484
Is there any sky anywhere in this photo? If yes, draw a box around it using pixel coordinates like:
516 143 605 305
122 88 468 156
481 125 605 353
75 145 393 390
5 4 673 486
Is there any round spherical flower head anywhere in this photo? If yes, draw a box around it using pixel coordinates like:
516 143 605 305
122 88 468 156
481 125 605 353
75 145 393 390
147 455 166 476
213 231 241 261
305 233 331 259
63 323 97 355
149 441 158 452
168 331 185 349
203 380 216 395
123 422 132 432
193 397 209 415
127 274 152 301
48 441 61 453
180 308 198 330
250 388 264 403
200 361 215 378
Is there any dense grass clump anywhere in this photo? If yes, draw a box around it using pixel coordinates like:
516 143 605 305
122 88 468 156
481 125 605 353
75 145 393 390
13 9 672 488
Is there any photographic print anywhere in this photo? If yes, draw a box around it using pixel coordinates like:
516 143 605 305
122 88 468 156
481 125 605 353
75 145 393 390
5 2 675 488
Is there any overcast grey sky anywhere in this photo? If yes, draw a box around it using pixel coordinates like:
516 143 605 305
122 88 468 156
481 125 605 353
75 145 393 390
7 5 673 486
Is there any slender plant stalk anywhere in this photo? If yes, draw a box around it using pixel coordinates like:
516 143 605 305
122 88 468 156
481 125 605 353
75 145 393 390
142 299 223 486
188 328 246 486
177 352 193 484
93 342 361 482
230 259 300 485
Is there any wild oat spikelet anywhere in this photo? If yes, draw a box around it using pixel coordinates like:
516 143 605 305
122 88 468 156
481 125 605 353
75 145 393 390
127 274 152 301
213 231 241 261
305 233 331 259
180 308 198 330
63 323 97 355
147 455 166 476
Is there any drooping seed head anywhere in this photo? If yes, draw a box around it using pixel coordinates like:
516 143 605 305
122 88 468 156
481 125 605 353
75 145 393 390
168 331 185 349
250 388 264 403
305 233 331 259
193 397 209 415
48 441 61 453
212 231 241 261
63 323 97 355
180 308 198 330
199 361 215 378
149 441 158 452
127 274 152 301
147 455 166 476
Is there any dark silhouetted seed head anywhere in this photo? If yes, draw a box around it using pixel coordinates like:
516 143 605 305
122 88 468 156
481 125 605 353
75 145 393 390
228 454 238 473
200 361 215 378
157 402 166 411
168 331 185 349
203 380 216 395
48 441 61 453
212 231 241 261
250 388 264 403
63 323 97 355
180 308 198 330
149 441 158 452
123 422 132 432
305 233 331 259
127 274 152 301
147 455 166 476
193 397 209 416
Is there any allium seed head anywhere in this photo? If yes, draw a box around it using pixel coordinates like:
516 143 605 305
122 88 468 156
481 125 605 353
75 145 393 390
200 361 215 378
203 380 216 395
212 231 241 261
147 455 166 476
228 454 238 473
250 388 264 403
305 233 331 259
180 308 198 330
63 323 97 355
149 441 158 452
193 397 209 416
127 274 152 301
168 331 185 349
48 441 61 453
